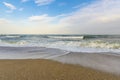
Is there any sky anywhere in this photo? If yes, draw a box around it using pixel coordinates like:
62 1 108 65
0 0 120 34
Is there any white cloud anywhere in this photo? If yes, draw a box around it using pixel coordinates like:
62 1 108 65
73 3 88 9
57 0 120 34
25 0 120 34
3 2 16 10
29 14 56 23
35 0 55 6
25 14 62 34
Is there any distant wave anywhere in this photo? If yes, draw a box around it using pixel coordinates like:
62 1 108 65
0 35 21 39
5 35 20 38
49 35 120 40
48 36 84 40
83 35 120 39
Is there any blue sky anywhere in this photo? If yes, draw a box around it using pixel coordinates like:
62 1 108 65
0 0 120 34
0 0 95 19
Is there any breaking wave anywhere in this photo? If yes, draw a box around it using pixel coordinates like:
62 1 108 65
0 35 120 53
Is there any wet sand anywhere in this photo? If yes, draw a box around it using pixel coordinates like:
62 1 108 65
53 52 120 75
0 59 120 80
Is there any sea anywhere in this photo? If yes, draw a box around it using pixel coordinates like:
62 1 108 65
0 35 120 74
0 34 120 53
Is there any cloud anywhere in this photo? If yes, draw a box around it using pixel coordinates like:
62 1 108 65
57 0 120 34
29 14 56 23
3 2 16 10
25 0 120 34
1 0 120 34
35 0 55 6
73 3 89 9
25 14 62 34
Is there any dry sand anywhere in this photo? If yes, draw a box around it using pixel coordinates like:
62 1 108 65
0 59 120 80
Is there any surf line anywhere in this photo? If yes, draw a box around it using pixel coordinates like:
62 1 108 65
45 51 70 59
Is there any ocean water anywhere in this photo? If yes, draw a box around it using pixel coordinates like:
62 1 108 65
0 34 120 53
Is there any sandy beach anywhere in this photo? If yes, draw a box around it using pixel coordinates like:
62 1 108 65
1 0 120 79
0 47 120 80
0 59 120 80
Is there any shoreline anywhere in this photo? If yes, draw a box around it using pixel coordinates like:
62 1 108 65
0 46 120 77
53 52 120 75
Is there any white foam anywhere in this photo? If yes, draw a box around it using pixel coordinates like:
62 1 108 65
0 35 120 53
5 35 20 38
48 36 84 40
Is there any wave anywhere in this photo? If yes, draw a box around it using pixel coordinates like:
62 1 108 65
83 35 120 39
0 35 21 38
48 35 120 40
1 35 120 40
5 35 20 38
48 36 84 40
0 35 120 53
80 40 120 49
